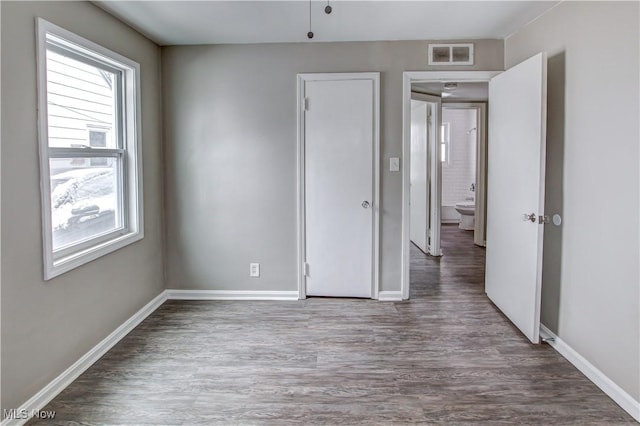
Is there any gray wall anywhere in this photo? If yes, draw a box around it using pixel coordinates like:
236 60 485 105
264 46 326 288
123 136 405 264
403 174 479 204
1 1 164 413
161 40 504 293
506 1 639 401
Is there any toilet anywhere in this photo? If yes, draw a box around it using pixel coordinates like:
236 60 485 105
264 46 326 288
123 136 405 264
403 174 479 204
454 201 475 230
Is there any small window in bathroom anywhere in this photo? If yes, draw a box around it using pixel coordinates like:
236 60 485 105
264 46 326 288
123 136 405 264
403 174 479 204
441 122 450 163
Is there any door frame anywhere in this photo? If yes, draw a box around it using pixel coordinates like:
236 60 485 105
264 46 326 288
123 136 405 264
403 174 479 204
297 72 381 300
401 71 499 300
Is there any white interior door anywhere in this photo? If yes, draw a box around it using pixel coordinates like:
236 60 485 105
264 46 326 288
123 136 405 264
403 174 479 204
427 98 442 257
410 100 428 253
303 74 378 298
486 52 547 343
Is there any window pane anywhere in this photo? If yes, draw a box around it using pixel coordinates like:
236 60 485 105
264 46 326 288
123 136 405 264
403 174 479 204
46 49 118 149
50 158 122 251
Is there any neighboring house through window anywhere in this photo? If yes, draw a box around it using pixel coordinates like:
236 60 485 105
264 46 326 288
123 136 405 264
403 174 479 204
37 19 143 280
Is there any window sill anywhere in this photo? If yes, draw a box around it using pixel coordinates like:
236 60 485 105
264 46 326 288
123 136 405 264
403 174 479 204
45 230 143 280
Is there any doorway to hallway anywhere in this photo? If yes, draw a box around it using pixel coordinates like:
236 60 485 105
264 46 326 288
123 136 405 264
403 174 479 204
410 224 485 299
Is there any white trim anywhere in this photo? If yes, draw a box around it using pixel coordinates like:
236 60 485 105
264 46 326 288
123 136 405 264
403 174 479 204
11 292 637 426
540 324 640 422
165 289 300 301
401 74 411 300
296 74 307 300
401 71 500 300
1 289 302 425
36 18 144 281
296 72 381 300
372 74 381 300
1 292 167 426
377 291 403 301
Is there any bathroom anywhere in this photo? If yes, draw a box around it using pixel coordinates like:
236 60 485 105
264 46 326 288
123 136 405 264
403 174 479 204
441 107 478 232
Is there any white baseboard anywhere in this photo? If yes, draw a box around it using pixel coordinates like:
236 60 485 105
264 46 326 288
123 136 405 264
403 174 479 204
3 289 301 425
5 285 481 426
165 289 300 301
1 291 168 426
378 290 403 301
540 324 640 422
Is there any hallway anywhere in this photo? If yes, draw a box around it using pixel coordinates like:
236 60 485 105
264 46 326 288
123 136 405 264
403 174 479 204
410 223 486 299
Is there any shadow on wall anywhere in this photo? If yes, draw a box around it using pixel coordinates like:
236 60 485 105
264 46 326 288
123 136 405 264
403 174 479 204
541 51 565 333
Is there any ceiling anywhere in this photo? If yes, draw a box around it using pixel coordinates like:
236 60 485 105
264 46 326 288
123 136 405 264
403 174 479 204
94 1 559 46
412 82 488 101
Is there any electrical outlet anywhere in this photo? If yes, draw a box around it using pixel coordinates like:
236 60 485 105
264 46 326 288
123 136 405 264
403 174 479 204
389 157 400 172
249 263 260 277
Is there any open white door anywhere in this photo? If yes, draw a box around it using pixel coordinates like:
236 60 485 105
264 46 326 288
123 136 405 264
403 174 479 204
485 53 547 343
410 92 442 257
410 99 429 252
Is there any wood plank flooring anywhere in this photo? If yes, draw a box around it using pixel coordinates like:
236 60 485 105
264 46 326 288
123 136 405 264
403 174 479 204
30 225 634 424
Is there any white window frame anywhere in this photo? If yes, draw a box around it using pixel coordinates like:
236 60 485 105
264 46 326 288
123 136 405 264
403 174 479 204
36 18 143 280
441 122 450 164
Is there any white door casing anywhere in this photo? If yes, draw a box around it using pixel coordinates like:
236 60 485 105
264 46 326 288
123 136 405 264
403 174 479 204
402 71 500 300
485 52 547 343
297 73 380 299
410 99 429 253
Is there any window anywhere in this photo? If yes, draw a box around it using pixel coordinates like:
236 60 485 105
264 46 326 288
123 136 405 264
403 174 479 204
37 19 143 280
441 122 450 163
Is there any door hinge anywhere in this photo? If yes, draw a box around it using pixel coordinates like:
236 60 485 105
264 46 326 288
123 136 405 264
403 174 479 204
304 98 309 111
303 262 309 277
538 215 549 224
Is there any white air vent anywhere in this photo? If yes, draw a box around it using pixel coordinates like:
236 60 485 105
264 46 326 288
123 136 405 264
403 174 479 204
428 43 474 66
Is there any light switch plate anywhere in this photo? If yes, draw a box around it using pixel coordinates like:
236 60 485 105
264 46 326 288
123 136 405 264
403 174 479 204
249 263 260 277
389 157 400 172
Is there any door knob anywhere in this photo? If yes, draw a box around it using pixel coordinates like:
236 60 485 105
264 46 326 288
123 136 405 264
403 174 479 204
523 213 536 222
362 201 370 209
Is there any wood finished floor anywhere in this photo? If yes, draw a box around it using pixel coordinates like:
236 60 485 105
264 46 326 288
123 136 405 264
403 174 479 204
30 225 634 425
